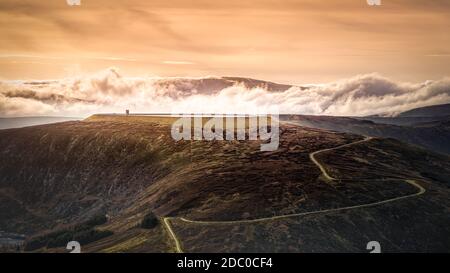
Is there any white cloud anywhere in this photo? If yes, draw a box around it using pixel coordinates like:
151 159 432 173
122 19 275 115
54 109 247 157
0 69 449 117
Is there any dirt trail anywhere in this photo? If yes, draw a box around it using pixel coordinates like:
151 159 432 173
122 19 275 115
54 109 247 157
161 136 426 252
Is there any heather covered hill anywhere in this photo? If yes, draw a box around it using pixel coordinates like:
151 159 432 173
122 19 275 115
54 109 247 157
0 115 449 252
0 117 359 234
171 138 450 253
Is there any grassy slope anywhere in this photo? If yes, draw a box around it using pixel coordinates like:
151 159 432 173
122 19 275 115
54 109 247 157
0 115 449 252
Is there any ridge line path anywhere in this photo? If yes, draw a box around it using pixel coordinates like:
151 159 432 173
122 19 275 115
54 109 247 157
162 136 426 252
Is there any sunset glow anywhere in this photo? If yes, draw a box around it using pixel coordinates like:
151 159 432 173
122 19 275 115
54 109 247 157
0 0 449 83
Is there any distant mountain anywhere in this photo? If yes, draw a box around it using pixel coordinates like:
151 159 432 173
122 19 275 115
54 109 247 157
354 116 448 126
0 117 81 130
152 76 296 95
282 103 450 155
221 77 297 92
397 103 450 117
358 104 450 126
282 114 450 155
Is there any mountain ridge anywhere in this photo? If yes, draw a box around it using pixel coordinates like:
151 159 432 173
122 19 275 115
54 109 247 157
0 116 449 252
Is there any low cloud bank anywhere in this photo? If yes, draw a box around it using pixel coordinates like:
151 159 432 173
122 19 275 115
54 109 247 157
1 68 449 117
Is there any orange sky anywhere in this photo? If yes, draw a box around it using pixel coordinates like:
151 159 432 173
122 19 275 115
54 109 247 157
0 0 449 83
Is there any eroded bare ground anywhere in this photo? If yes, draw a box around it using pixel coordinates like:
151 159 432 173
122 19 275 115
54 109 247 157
0 117 449 252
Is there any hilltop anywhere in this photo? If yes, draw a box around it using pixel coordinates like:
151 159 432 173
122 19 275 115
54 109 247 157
0 115 449 252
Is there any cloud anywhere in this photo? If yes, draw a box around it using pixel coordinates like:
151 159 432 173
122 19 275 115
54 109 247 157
0 68 449 117
306 74 450 116
162 61 195 65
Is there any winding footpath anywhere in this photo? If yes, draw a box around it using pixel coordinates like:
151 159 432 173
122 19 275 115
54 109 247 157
309 137 374 182
162 217 183 253
162 136 426 253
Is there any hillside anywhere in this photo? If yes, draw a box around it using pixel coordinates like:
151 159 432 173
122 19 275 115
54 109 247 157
0 117 80 130
398 103 450 117
282 115 450 155
0 115 449 252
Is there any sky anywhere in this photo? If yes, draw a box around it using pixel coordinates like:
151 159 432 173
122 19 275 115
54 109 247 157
0 0 450 84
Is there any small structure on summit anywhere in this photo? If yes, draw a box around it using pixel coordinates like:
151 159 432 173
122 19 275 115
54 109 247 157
126 109 130 116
